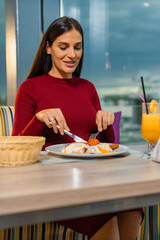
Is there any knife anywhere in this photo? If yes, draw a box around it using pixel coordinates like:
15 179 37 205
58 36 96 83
56 125 87 143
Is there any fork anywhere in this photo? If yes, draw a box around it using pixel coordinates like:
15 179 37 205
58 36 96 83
56 125 87 143
89 131 99 140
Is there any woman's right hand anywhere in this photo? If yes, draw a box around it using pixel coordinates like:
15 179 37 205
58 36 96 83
36 108 70 135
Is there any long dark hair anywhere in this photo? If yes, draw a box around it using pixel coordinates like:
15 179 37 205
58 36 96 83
26 16 84 79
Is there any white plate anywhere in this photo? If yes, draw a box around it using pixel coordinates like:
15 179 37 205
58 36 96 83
45 143 129 158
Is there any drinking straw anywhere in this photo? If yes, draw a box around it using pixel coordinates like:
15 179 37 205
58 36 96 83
137 92 145 103
141 76 149 114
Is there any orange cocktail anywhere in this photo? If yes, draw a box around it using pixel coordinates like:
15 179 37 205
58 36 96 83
141 113 160 145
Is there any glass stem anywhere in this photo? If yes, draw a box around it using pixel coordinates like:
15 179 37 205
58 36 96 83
147 143 154 156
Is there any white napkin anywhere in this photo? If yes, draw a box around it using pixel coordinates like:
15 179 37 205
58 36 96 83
38 151 96 165
151 138 160 162
127 148 144 158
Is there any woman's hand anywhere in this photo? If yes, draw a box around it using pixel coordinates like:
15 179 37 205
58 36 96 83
36 108 70 135
96 110 115 132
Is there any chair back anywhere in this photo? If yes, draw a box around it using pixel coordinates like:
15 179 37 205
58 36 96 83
0 106 15 136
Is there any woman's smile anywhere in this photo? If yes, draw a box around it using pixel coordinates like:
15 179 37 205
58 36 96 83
63 60 77 68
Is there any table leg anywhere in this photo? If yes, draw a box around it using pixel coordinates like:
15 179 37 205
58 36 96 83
149 205 158 240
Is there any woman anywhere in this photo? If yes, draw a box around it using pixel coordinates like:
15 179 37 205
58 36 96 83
12 16 143 240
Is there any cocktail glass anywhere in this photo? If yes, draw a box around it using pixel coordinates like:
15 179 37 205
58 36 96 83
141 102 160 158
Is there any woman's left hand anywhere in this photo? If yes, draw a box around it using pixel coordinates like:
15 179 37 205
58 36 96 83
96 110 115 132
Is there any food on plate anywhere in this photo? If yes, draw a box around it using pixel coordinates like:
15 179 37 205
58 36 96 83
110 144 119 150
88 139 100 146
61 141 119 154
61 142 88 154
86 143 112 154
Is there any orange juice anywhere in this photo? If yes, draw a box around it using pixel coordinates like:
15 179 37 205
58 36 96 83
141 113 160 145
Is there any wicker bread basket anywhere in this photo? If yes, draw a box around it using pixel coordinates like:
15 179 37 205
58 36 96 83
0 136 46 167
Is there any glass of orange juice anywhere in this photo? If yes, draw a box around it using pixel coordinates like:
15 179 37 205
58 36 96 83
141 101 160 157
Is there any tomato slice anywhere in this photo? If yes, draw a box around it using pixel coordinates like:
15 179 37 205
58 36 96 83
88 139 100 146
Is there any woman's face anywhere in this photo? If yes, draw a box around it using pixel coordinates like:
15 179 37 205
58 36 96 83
46 28 83 79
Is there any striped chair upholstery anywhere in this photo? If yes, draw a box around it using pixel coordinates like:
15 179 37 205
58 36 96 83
0 222 87 240
0 106 87 240
137 207 149 240
0 106 15 136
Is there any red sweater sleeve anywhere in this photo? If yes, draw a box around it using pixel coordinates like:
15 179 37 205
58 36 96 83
89 83 115 143
12 80 45 136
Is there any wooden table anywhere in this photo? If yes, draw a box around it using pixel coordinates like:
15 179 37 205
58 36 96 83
0 144 160 238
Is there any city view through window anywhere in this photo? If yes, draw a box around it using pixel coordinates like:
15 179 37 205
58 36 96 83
61 0 160 145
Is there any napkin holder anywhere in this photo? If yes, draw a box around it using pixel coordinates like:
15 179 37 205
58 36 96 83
151 138 160 162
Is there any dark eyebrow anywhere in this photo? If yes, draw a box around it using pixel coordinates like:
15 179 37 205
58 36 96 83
58 42 82 45
58 42 68 45
75 42 83 45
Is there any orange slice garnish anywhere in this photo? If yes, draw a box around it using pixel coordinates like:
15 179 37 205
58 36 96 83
150 100 158 113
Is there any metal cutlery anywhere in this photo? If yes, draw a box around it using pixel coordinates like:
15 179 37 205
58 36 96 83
89 131 99 140
56 125 87 143
50 121 97 142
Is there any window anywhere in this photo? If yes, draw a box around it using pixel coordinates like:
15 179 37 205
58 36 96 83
0 0 7 105
61 0 160 144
